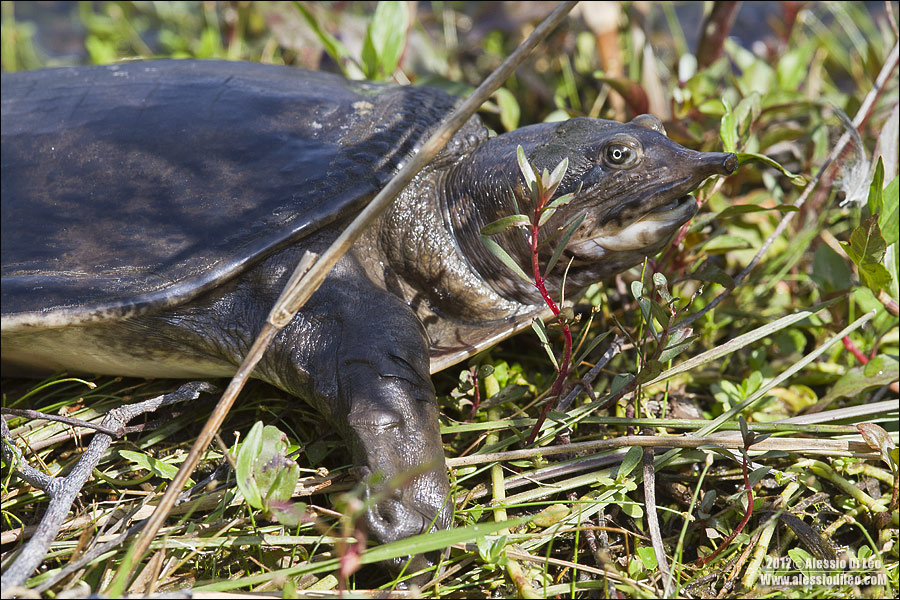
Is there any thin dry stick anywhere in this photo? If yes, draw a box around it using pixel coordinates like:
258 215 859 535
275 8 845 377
444 435 877 468
558 336 624 414
121 0 579 581
2 407 125 438
643 444 672 594
678 41 900 329
34 503 154 593
1 382 214 592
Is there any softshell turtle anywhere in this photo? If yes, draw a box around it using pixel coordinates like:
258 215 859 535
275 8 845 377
1 60 736 568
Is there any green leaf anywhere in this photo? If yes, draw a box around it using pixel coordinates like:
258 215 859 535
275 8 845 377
733 93 760 146
737 152 807 185
537 206 557 227
691 263 734 287
789 548 815 571
699 489 717 517
653 272 672 304
637 296 656 336
531 318 559 369
516 145 537 194
256 425 300 506
748 465 772 487
268 500 309 528
864 353 900 380
493 87 520 132
573 330 612 368
234 423 300 514
360 31 378 78
545 213 585 275
867 157 885 216
236 421 265 509
776 41 816 90
739 415 750 441
636 546 658 570
480 214 532 235
546 191 575 211
880 175 898 246
361 1 409 79
648 297 670 328
886 242 899 302
480 235 532 283
610 373 634 396
701 234 753 253
630 280 644 300
720 97 737 152
635 360 664 385
617 446 643 478
197 27 223 59
621 499 643 519
118 450 184 482
545 157 569 197
731 41 775 96
812 244 853 294
718 204 799 218
658 328 696 363
841 216 891 292
292 2 354 77
816 355 898 408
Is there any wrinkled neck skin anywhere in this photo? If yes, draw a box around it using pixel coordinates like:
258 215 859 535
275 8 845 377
439 130 566 307
373 116 736 326
374 128 645 324
438 125 680 307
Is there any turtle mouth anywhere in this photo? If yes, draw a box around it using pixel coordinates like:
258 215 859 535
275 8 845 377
567 194 697 259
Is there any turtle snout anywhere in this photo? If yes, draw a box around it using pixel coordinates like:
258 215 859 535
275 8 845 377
365 486 452 541
365 494 452 581
689 150 739 178
722 152 738 174
367 497 430 541
706 151 738 175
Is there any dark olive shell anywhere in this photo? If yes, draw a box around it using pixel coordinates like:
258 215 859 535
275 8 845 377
1 60 458 330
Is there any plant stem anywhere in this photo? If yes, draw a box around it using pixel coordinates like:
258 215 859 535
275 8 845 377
842 335 869 364
697 446 754 566
527 189 573 445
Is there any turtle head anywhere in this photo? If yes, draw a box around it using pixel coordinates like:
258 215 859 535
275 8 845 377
444 114 737 301
521 114 737 286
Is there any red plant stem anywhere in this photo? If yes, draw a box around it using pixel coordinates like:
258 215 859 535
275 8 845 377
468 366 481 421
526 194 574 445
842 336 869 365
698 447 754 566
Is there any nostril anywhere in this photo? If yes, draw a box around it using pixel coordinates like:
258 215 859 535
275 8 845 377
723 153 738 174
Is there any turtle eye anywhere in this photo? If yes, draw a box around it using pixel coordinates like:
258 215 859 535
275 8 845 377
604 143 636 167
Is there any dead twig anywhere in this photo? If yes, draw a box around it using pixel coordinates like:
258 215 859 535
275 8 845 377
445 434 877 468
557 335 624 414
643 443 672 595
1 381 215 592
2 407 125 438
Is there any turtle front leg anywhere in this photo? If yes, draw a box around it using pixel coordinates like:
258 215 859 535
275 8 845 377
270 272 452 571
341 345 452 541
